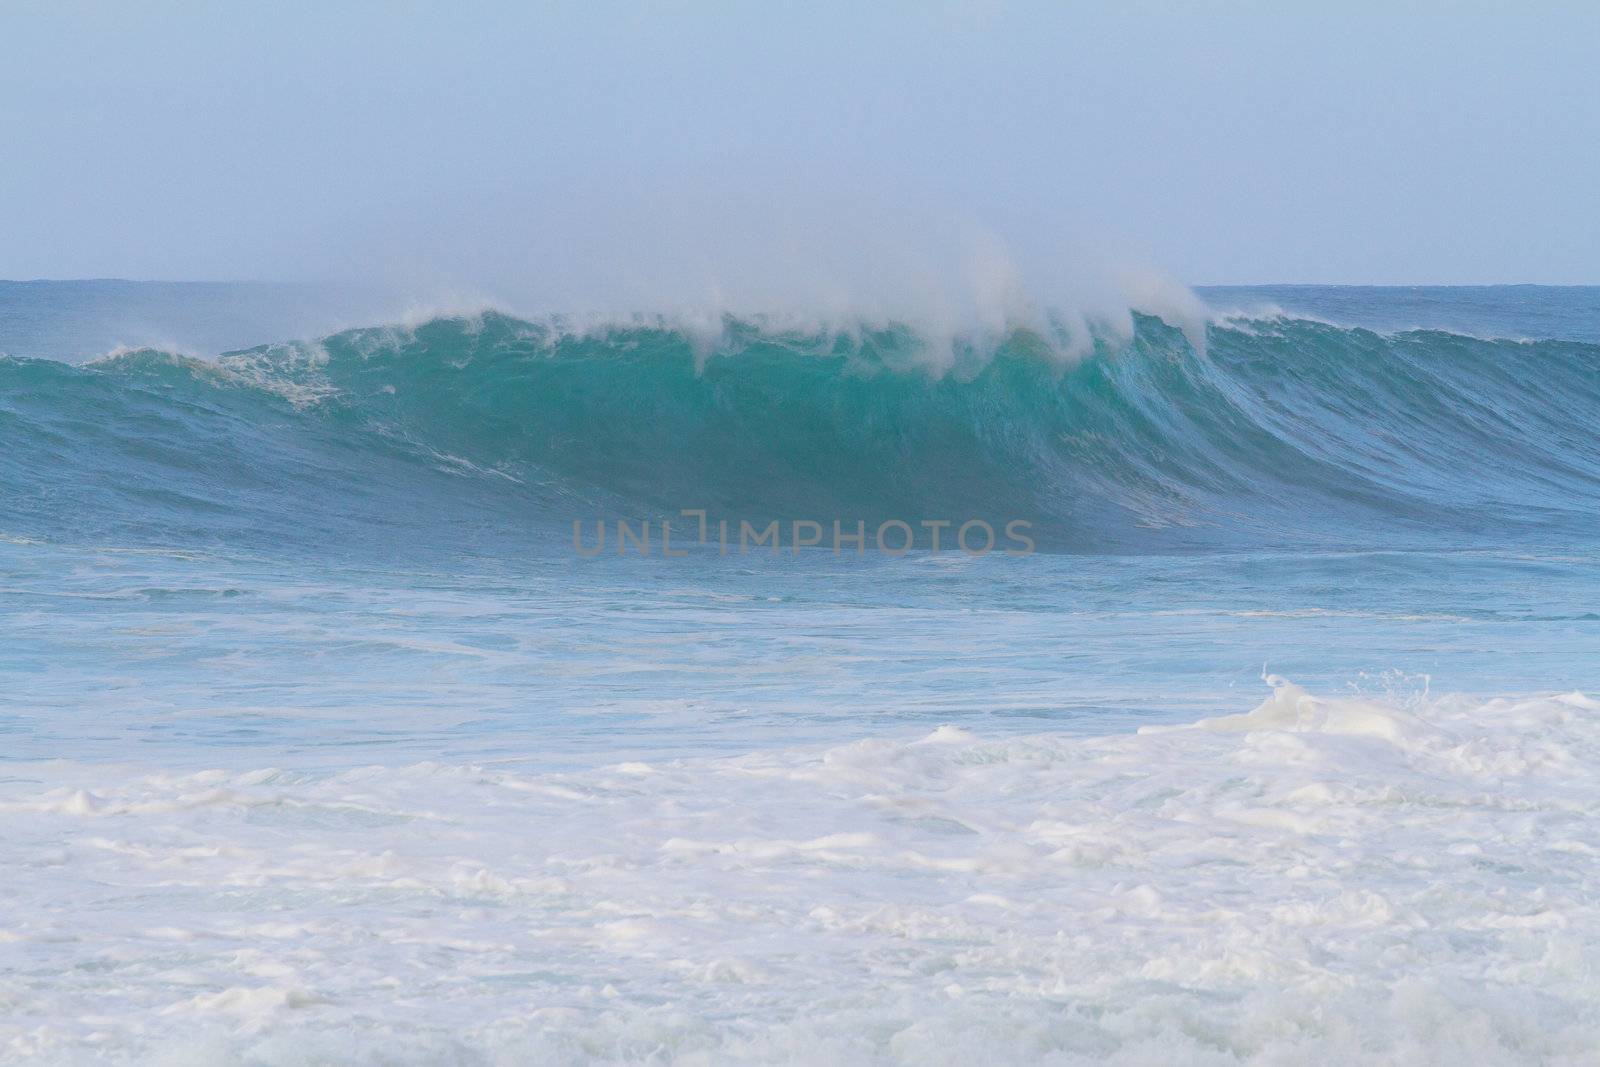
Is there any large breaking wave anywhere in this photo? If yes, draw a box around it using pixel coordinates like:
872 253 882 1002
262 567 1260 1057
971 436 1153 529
2 310 1598 554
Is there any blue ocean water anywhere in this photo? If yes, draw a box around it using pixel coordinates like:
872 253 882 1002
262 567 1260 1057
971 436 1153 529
1 283 1597 1063
3 284 1597 766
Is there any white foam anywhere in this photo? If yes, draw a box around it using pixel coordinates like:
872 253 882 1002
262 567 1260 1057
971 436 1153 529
2 681 1597 1064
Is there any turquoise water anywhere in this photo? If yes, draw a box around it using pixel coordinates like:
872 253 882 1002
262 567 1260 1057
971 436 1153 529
1 284 1597 1063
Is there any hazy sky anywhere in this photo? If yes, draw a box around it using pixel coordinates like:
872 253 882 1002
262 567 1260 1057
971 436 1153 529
3 0 1597 299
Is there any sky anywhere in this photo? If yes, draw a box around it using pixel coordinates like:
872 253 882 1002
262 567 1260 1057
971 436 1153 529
2 0 1598 302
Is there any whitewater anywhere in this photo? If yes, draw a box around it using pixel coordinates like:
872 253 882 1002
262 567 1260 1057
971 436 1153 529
5 681 1598 1064
1 283 1598 1064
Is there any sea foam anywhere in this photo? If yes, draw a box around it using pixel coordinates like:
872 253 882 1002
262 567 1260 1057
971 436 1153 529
3 680 1596 1064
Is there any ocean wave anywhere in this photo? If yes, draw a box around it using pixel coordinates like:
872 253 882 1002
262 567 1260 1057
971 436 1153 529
2 311 1598 554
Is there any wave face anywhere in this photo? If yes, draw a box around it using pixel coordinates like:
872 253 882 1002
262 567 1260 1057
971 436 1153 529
3 311 1599 554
